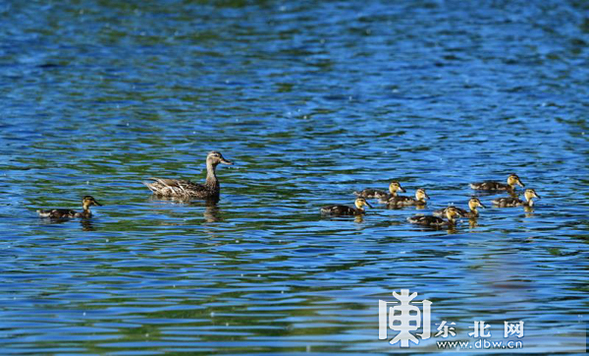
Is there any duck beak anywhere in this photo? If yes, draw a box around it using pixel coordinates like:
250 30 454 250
221 158 233 165
534 192 541 199
479 202 486 208
93 199 102 206
517 179 525 188
425 193 430 199
365 201 373 208
399 186 407 193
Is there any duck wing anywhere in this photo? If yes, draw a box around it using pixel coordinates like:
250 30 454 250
37 209 77 219
470 181 508 190
407 215 445 226
320 204 357 215
434 206 468 217
387 195 415 206
492 197 522 207
144 178 207 197
354 189 387 199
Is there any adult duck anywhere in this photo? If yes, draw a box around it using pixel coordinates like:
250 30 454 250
144 151 233 199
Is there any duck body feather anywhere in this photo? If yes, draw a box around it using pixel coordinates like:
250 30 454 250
407 215 449 227
469 181 511 191
353 189 388 199
386 196 426 207
37 208 91 219
433 206 470 218
492 197 526 207
144 178 218 199
320 205 362 216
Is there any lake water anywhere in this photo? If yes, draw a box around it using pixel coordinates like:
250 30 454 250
1 1 588 354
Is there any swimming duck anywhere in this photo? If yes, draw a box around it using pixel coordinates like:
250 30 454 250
492 188 540 207
144 151 233 199
321 197 373 216
433 197 486 218
354 181 406 200
37 196 102 219
408 206 460 228
385 188 429 207
470 173 525 193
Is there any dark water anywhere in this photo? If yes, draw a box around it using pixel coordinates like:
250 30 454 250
1 0 588 354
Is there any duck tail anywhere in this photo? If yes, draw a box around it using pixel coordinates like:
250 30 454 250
143 179 157 192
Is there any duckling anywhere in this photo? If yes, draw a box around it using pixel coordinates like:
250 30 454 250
470 173 525 193
355 181 406 200
408 206 460 228
492 188 540 207
37 196 102 219
385 188 429 207
321 197 373 216
433 197 486 218
144 151 233 199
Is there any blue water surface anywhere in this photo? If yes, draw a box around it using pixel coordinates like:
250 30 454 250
0 0 588 354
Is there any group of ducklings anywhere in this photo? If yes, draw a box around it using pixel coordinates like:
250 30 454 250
321 173 541 228
36 151 540 231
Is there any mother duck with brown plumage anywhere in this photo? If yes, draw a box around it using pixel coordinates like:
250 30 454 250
144 151 233 199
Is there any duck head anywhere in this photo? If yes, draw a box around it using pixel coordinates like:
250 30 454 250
354 197 373 211
207 151 233 166
82 196 102 210
445 206 459 223
389 181 406 196
468 197 486 210
507 173 525 188
416 188 429 202
524 189 540 205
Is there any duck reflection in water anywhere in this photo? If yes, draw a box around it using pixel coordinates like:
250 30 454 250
203 200 222 223
38 214 98 231
148 195 223 222
524 205 535 218
80 219 95 231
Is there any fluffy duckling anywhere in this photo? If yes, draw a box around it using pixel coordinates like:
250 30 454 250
492 188 540 207
433 197 486 218
144 151 233 199
470 173 525 193
37 196 102 219
321 197 373 216
385 188 429 207
355 181 406 200
408 206 460 228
